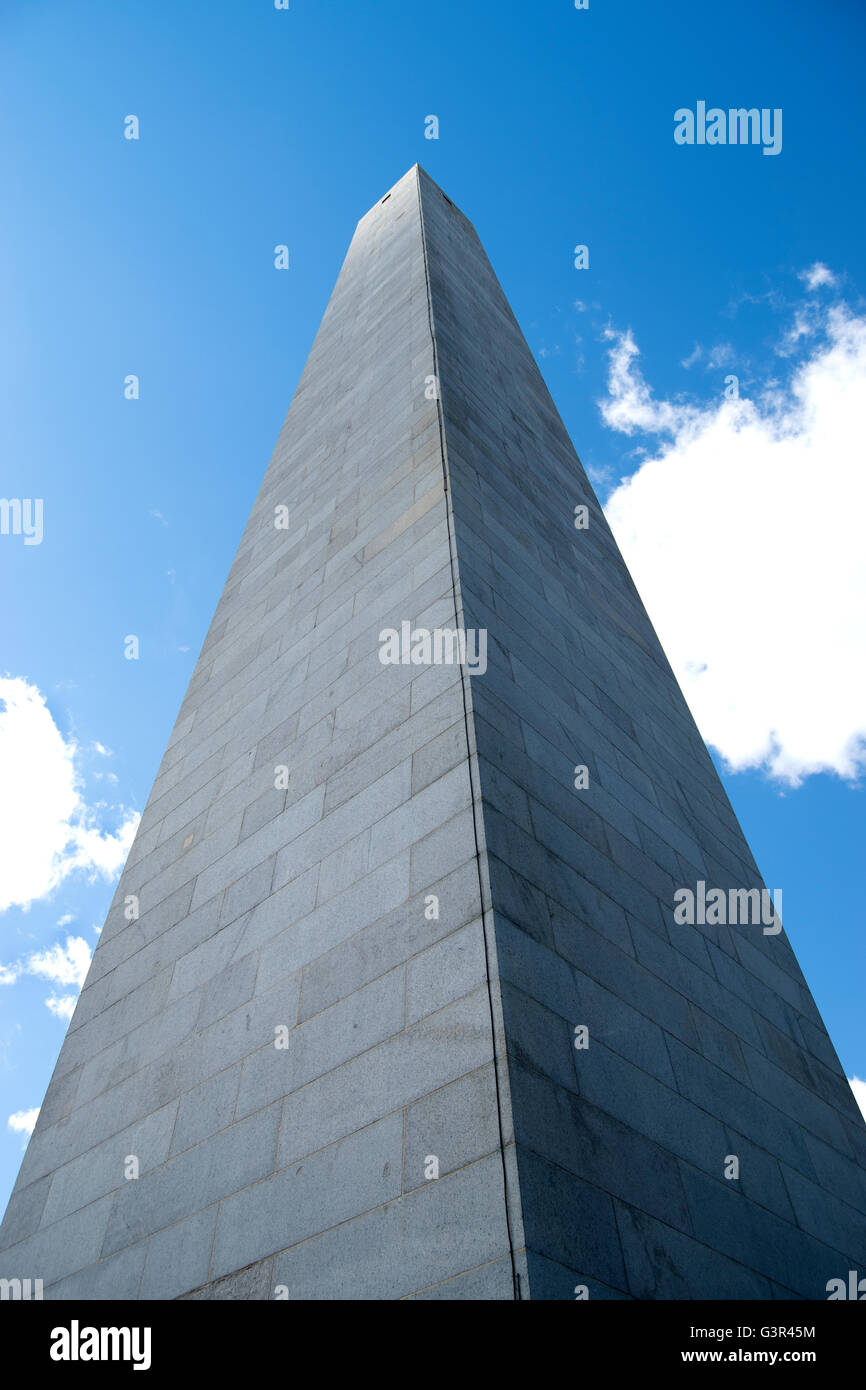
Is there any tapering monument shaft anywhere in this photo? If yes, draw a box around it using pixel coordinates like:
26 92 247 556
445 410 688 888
2 166 864 1299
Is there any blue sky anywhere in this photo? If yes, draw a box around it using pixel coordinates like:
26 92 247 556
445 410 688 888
1 0 864 1209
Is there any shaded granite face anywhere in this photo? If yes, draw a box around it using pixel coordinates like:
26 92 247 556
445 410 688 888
2 165 864 1301
417 166 866 1299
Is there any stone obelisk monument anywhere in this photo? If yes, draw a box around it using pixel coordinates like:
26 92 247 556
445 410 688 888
2 166 864 1299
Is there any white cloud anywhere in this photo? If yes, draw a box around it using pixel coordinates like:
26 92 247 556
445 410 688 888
599 298 866 783
8 1107 39 1138
0 934 93 1020
45 995 77 1021
0 678 139 913
706 342 736 369
775 301 827 358
800 262 836 291
600 327 698 437
849 1077 866 1123
26 936 92 989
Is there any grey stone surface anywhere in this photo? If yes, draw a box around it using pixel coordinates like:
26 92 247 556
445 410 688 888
139 1208 218 1300
2 165 864 1301
179 1258 274 1302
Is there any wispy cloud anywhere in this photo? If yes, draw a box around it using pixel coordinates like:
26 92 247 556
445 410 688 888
799 262 837 291
45 996 77 1021
599 327 698 437
0 935 93 1020
706 342 736 369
